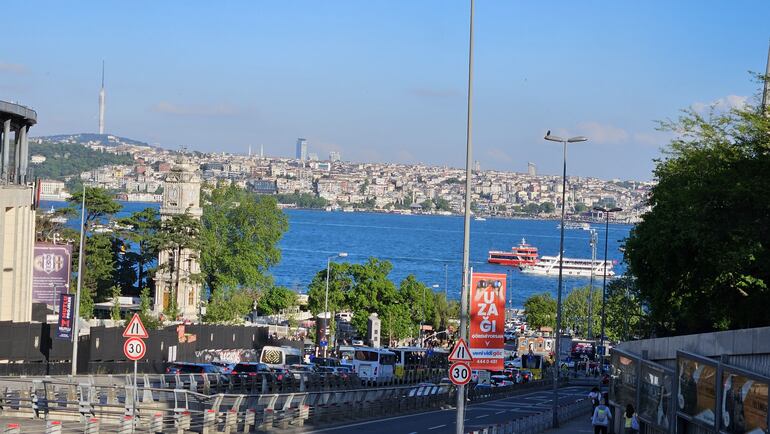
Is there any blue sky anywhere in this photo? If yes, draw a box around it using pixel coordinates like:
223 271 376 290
2 1 768 180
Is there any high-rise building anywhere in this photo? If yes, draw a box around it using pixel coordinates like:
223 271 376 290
98 61 105 135
474 160 481 173
154 158 203 321
295 138 308 161
0 101 37 322
528 162 536 176
329 151 341 162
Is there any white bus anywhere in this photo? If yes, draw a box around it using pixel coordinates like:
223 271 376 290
338 345 396 382
259 346 302 370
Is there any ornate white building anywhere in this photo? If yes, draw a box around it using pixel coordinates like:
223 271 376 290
153 158 203 321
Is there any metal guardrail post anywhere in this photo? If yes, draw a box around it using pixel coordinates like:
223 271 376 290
118 416 133 434
84 417 100 434
3 423 20 434
201 409 217 434
174 409 191 434
242 408 256 433
149 413 163 434
45 420 62 434
224 409 237 434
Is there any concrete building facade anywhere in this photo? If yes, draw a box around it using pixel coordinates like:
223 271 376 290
0 101 37 322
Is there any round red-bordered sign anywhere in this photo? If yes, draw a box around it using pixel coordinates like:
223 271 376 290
123 337 147 361
449 362 471 386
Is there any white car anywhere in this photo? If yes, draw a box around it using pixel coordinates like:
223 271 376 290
505 358 522 368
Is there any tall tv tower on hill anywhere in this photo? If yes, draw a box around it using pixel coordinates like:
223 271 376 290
98 61 105 134
762 39 770 116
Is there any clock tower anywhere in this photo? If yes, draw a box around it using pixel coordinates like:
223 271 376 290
154 157 203 321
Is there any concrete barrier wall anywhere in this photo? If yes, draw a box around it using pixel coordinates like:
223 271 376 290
616 326 770 376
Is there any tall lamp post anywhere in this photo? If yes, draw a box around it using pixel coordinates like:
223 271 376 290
544 131 587 427
593 206 622 362
323 252 348 357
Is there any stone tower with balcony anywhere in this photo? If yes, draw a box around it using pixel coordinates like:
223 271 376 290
153 157 203 321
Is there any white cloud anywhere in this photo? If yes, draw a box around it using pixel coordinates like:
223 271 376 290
151 101 241 117
0 62 27 74
576 121 629 144
691 94 748 113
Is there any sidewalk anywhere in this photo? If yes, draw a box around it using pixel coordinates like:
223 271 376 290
542 416 596 434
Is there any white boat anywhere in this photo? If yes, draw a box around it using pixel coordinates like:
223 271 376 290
44 206 68 224
556 222 591 231
474 216 487 222
520 255 614 278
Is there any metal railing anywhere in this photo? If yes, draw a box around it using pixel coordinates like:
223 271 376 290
0 374 561 433
465 397 593 434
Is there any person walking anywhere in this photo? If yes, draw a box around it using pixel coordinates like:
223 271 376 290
623 404 640 433
592 396 612 434
589 386 602 412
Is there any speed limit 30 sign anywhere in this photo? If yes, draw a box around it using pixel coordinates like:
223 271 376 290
449 362 471 386
123 337 147 361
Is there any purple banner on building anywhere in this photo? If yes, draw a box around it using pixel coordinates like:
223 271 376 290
32 243 72 307
57 293 75 340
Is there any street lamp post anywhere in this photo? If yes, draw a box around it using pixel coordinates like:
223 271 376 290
593 206 622 361
324 252 348 357
544 131 587 427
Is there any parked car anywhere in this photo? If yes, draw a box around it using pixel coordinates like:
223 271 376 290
490 375 514 387
165 362 221 375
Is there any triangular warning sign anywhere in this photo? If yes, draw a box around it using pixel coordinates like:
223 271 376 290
123 313 149 338
448 338 473 362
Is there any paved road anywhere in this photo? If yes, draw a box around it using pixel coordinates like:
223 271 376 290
303 385 592 434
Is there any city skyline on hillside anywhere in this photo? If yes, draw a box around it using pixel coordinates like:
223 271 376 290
2 2 770 180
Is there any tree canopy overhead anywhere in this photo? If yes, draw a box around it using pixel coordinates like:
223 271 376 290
624 88 770 335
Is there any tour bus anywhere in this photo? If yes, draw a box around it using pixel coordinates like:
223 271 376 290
259 346 302 370
392 347 449 378
338 345 396 382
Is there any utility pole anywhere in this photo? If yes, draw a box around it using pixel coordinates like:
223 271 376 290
588 229 597 340
71 185 86 376
456 1 474 432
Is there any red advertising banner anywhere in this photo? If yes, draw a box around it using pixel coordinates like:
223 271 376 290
469 272 506 371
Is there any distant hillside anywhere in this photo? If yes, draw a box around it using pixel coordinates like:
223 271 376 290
29 141 135 181
32 133 152 148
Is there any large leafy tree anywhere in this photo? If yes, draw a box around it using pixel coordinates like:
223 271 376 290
625 88 770 335
200 184 288 293
604 276 647 342
257 286 298 316
118 207 160 293
523 293 557 330
67 187 122 316
562 286 603 339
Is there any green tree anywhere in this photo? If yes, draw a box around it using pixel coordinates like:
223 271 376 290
624 87 770 335
203 287 253 323
523 293 557 330
110 285 122 321
118 208 160 292
67 187 121 314
200 184 288 293
562 286 603 339
258 286 298 315
538 202 555 214
67 187 122 230
604 276 647 342
306 262 352 316
29 141 134 180
84 233 116 302
138 287 161 330
420 199 434 210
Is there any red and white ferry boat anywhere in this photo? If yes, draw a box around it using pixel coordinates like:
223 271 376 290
487 238 539 266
